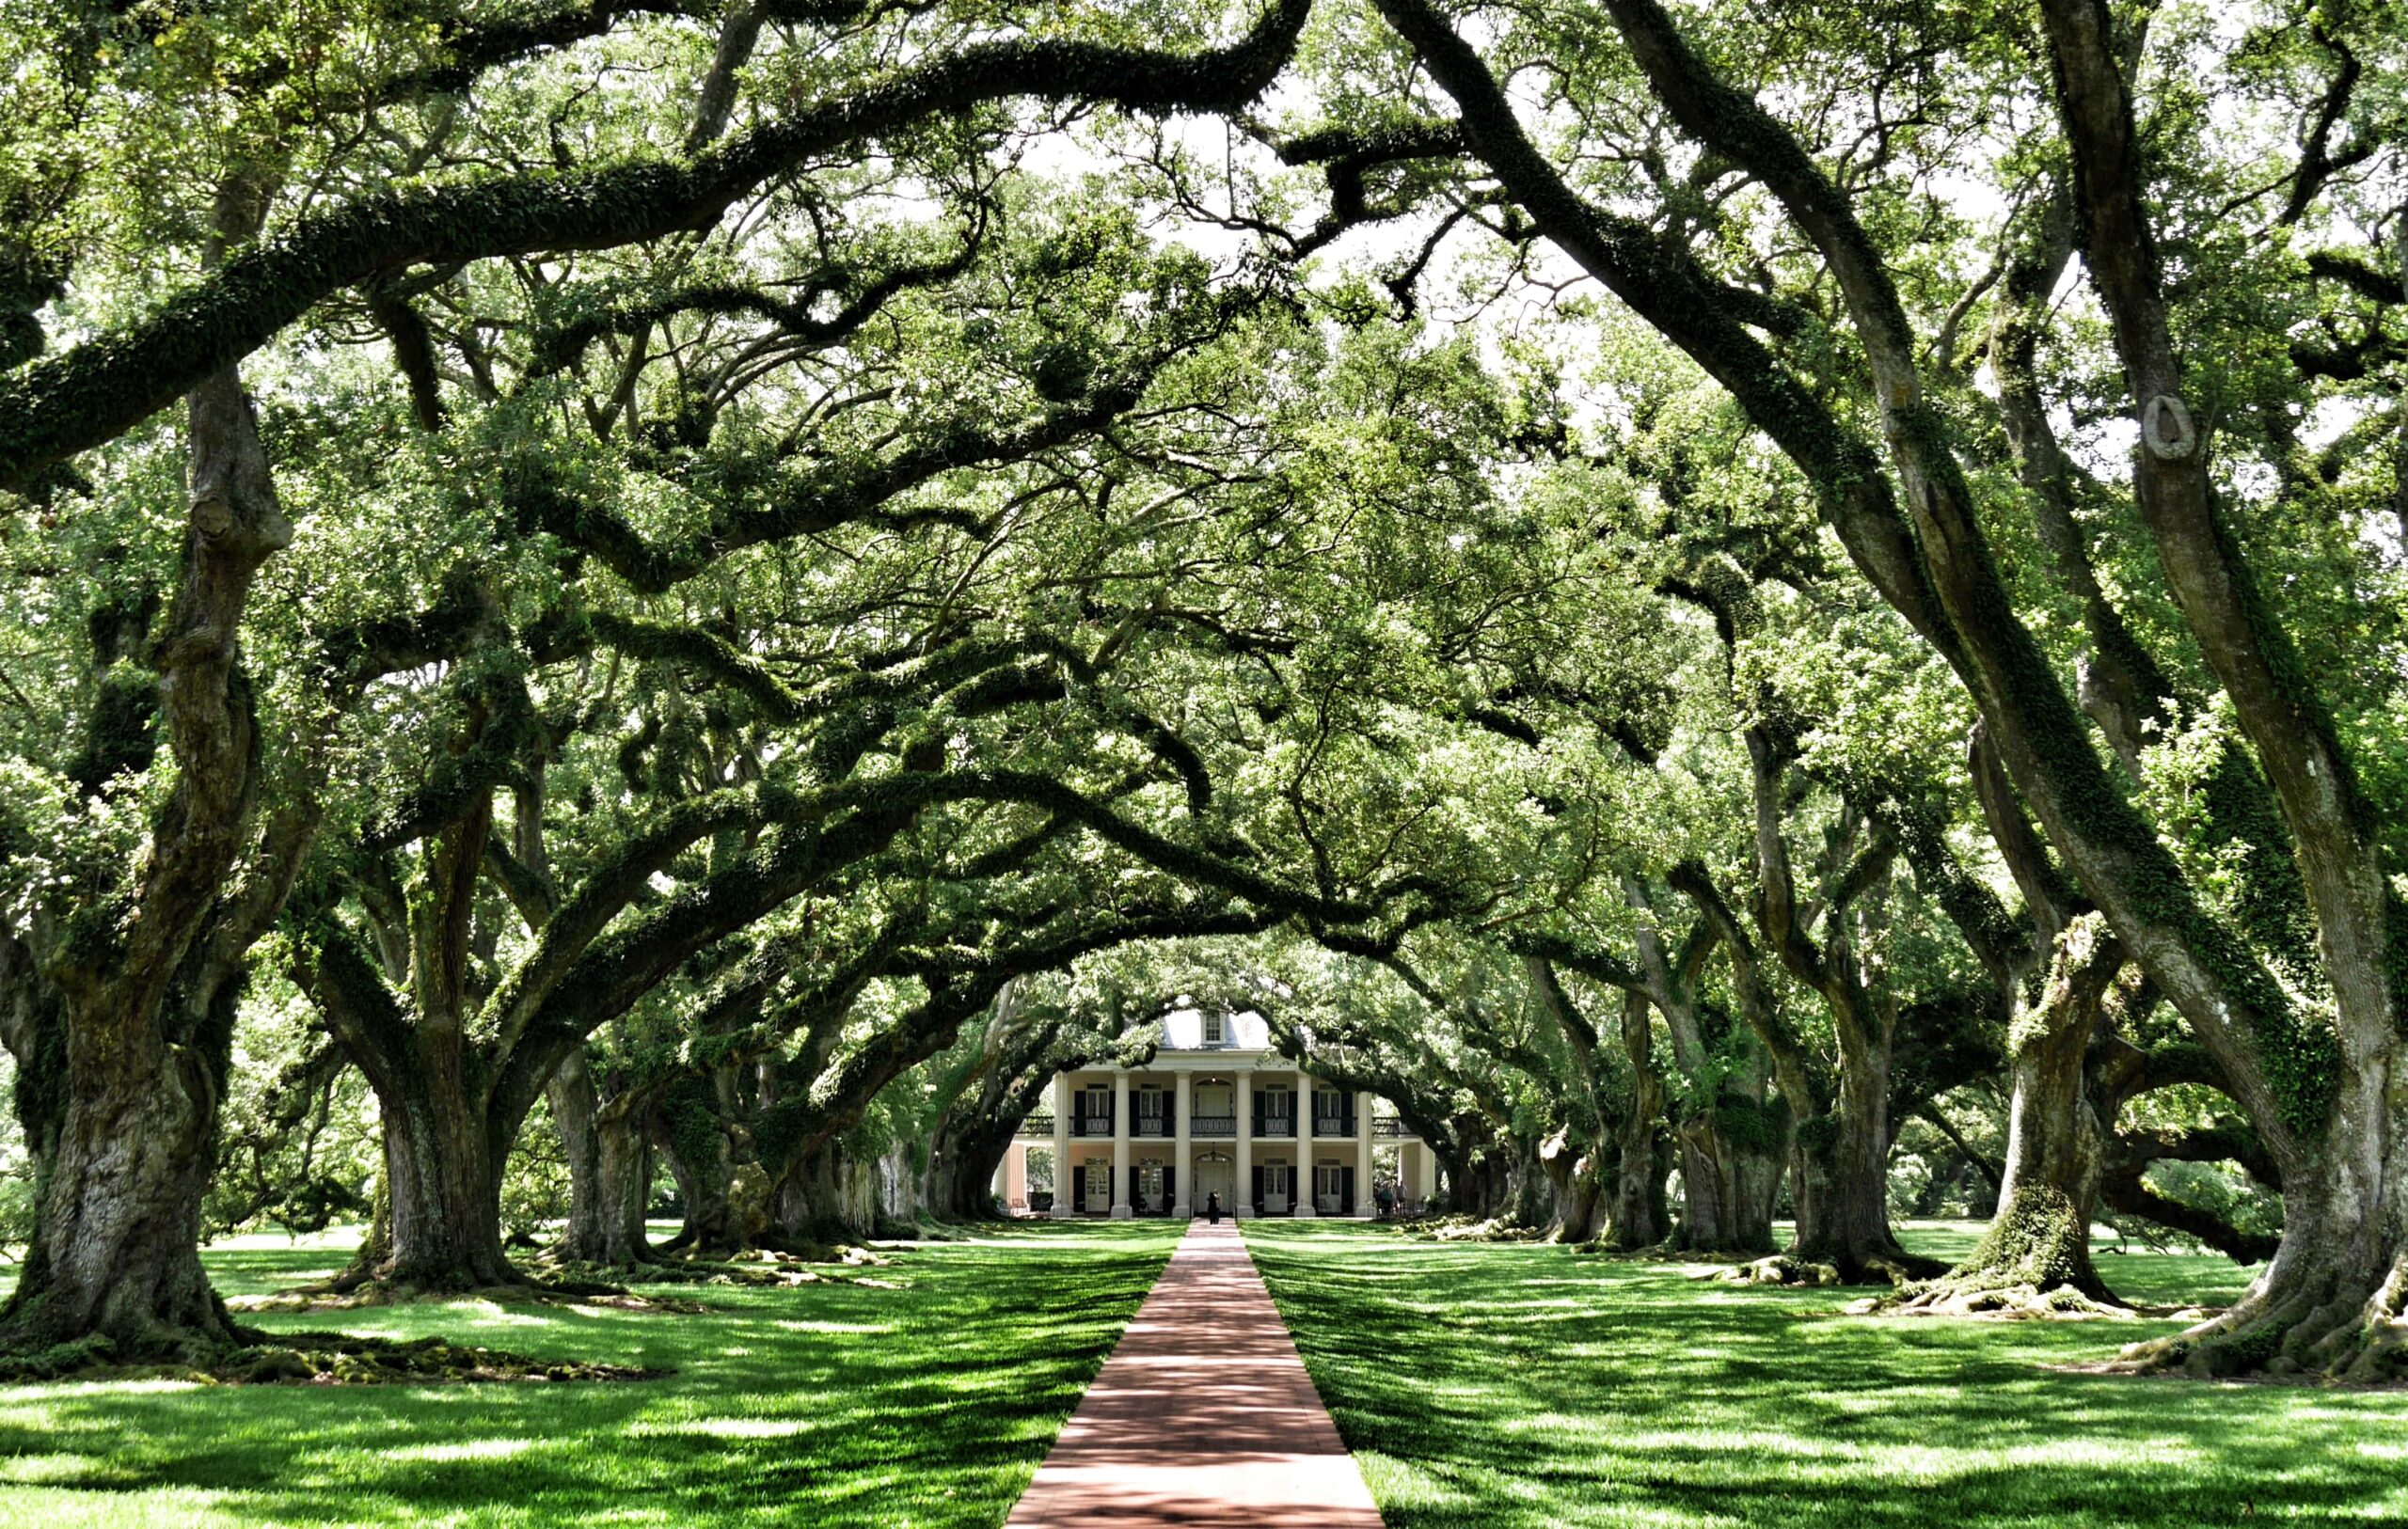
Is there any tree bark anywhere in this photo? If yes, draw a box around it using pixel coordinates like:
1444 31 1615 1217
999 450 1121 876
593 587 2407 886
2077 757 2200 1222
547 1047 651 1266
776 1141 883 1242
0 173 298 1361
373 1076 515 1289
1626 877 1780 1253
1539 1127 1606 1243
1604 990 1669 1249
0 976 239 1363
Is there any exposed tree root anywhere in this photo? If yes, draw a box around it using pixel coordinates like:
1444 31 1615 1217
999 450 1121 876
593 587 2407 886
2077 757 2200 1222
1711 1248 1945 1288
1888 1186 2126 1318
229 1269 700 1315
2115 1257 2408 1383
1712 1254 1842 1286
1428 1217 1542 1242
0 1329 667 1385
1876 1283 2144 1319
545 1249 896 1290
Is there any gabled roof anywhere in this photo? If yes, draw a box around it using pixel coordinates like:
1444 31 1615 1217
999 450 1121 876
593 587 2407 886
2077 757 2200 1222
1157 1008 1272 1051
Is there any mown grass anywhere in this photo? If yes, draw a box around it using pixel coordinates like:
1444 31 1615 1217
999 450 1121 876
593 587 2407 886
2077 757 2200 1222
0 1221 1180 1527
1246 1220 2408 1529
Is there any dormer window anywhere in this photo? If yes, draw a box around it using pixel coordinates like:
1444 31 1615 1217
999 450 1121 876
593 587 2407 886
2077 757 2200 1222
1204 1013 1226 1046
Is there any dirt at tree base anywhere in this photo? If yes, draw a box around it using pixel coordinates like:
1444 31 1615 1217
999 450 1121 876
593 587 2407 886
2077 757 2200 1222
0 1330 669 1386
1864 1283 2185 1320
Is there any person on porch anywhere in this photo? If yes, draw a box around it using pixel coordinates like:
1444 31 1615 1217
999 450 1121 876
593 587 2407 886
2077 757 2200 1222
1206 1190 1222 1225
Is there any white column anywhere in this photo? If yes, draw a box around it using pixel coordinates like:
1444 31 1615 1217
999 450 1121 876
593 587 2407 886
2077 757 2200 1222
1357 1090 1375 1218
1050 1073 1071 1217
1234 1070 1254 1218
1292 1074 1317 1217
1172 1071 1193 1217
1109 1069 1133 1218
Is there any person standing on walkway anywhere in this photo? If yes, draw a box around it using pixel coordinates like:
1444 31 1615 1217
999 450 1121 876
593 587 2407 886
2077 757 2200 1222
1207 1190 1221 1225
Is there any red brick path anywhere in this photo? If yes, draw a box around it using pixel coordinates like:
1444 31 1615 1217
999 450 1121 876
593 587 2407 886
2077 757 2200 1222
1004 1219 1386 1527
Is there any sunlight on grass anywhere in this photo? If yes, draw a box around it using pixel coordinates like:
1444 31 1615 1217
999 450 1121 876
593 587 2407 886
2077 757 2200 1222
0 1221 1180 1528
1247 1220 2408 1529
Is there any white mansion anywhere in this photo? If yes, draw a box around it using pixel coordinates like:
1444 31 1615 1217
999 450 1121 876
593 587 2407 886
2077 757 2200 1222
990 1011 1433 1218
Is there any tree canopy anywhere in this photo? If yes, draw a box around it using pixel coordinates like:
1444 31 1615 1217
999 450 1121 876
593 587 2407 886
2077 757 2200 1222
0 0 2401 1385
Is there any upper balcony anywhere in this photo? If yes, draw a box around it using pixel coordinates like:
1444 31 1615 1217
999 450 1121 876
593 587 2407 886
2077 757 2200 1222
1028 1107 1417 1143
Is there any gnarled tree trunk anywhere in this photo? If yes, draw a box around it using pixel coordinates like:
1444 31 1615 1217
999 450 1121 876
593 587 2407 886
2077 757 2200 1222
1539 1127 1607 1243
373 1074 515 1289
2 977 241 1364
547 1048 654 1267
0 251 297 1362
1604 990 1668 1249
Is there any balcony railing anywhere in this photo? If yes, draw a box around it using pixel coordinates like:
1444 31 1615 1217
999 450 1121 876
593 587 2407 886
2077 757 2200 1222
1026 1111 1409 1142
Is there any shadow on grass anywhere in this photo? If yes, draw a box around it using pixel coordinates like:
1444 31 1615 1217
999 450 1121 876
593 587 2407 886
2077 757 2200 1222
0 1221 1181 1528
1244 1220 2408 1529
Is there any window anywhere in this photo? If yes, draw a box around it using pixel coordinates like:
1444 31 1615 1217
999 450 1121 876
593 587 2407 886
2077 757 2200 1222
1204 1013 1225 1045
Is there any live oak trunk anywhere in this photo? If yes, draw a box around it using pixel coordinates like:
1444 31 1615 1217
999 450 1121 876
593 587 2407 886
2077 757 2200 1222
1672 1083 1782 1255
548 1048 653 1267
776 1141 883 1242
1788 1032 1915 1283
1605 990 1670 1249
1540 1128 1607 1243
1625 878 1780 1253
1 981 241 1365
373 1083 515 1290
926 1111 1019 1220
0 254 296 1363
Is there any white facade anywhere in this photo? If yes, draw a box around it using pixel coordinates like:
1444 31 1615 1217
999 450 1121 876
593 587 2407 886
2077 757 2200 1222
990 1014 1434 1219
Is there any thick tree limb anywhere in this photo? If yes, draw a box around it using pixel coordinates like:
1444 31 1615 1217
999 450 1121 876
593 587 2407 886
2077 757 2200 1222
0 0 1312 490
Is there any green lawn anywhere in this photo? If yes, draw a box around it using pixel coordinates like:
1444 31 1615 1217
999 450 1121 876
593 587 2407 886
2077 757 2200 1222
0 1222 1180 1527
1245 1220 2408 1529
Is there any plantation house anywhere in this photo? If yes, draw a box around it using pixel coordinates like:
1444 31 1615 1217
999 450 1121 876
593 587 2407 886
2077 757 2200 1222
991 1012 1432 1218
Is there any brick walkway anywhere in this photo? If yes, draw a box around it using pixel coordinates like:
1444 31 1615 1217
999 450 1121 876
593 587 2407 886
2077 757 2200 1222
1005 1219 1385 1527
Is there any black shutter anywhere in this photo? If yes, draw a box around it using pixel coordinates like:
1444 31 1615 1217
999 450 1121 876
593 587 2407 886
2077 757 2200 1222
1252 1164 1265 1216
1252 1091 1264 1135
1071 1166 1085 1210
1164 1167 1177 1212
1344 1166 1356 1215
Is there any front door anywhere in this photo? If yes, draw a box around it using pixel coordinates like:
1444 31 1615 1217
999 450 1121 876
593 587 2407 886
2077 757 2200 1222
1262 1164 1291 1214
1193 1154 1235 1214
1084 1160 1111 1213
